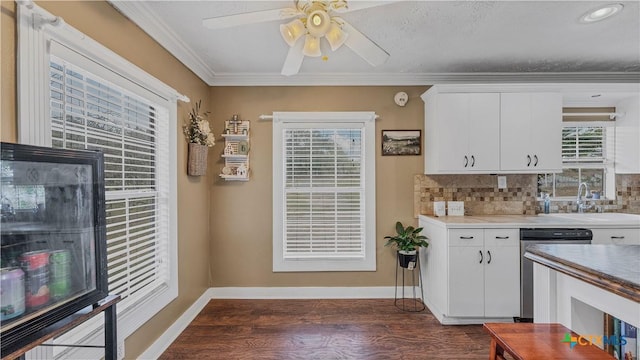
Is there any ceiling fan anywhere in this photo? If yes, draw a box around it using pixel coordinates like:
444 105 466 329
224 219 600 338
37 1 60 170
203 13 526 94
202 0 392 76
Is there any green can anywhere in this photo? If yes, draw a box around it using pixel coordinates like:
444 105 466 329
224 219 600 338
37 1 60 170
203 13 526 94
49 250 70 300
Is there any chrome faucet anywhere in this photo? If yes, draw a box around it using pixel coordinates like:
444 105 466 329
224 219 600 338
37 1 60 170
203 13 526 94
576 182 593 213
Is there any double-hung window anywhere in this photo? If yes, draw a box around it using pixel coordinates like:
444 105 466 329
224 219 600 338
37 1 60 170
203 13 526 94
17 3 179 356
538 118 615 199
272 112 376 272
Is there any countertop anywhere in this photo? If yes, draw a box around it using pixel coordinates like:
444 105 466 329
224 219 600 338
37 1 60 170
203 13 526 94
524 244 640 303
418 213 640 229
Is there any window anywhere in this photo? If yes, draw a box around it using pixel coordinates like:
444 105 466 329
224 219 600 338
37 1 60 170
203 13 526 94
538 123 615 198
17 3 180 356
273 112 376 272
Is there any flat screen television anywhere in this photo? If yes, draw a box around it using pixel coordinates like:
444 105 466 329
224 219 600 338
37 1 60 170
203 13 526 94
0 142 108 356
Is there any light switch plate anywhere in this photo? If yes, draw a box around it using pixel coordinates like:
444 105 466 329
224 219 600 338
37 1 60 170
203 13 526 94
447 201 465 216
498 176 507 189
433 201 446 217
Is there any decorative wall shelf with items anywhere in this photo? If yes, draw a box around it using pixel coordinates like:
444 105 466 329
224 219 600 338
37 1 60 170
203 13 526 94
219 115 250 181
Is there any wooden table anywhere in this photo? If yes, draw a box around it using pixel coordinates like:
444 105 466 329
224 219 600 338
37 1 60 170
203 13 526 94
483 323 614 360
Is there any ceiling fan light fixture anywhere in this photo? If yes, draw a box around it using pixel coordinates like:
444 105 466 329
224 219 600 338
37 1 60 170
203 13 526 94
580 3 623 23
306 10 331 37
302 35 322 57
325 22 348 51
280 19 305 47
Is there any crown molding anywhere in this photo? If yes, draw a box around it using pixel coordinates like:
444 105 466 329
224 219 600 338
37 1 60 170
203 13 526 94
209 72 640 86
108 1 217 85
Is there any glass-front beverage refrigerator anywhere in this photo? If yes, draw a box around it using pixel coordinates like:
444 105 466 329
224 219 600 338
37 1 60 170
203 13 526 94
0 142 108 356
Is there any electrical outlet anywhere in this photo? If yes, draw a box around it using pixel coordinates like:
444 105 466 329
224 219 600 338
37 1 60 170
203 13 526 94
117 341 125 360
497 176 507 189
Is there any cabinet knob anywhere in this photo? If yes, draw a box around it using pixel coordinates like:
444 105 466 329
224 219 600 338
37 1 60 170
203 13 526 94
611 236 625 239
460 236 474 239
533 155 539 166
487 250 492 264
527 155 532 167
464 155 469 168
495 236 509 239
471 155 475 167
478 250 483 264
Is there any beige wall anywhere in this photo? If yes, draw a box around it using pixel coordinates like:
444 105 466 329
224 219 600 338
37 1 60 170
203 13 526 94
1 1 211 358
209 86 427 287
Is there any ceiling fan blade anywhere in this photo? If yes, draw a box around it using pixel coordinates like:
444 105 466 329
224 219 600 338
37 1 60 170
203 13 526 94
281 40 305 76
202 8 297 30
342 21 389 67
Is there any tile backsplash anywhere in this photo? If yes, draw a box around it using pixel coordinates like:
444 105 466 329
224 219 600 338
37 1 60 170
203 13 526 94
414 173 640 217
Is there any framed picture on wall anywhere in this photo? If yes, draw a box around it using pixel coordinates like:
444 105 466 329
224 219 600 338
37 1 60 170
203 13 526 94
382 130 421 156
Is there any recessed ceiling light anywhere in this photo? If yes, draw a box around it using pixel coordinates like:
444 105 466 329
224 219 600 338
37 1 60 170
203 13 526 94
580 4 624 23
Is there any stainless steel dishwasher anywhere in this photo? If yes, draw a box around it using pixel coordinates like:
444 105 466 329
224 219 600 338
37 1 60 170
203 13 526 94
519 228 592 322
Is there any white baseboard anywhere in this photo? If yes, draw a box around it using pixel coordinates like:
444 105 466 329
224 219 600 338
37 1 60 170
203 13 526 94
140 286 418 358
209 286 403 299
138 288 215 360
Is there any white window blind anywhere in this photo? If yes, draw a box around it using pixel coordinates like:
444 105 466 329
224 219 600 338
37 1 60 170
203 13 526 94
49 56 170 311
284 128 364 259
562 126 605 163
273 112 376 272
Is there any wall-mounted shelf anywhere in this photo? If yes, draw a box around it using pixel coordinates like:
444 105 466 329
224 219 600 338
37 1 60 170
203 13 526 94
219 116 250 181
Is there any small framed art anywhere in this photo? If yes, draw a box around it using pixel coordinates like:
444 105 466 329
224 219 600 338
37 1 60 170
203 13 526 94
381 130 421 156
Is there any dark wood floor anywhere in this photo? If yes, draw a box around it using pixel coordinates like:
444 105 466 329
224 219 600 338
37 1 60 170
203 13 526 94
160 299 496 359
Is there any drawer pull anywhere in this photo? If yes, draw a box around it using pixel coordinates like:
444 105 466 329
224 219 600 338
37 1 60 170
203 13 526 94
479 250 483 264
611 236 625 239
487 250 492 264
460 236 474 239
464 155 469 168
495 236 510 239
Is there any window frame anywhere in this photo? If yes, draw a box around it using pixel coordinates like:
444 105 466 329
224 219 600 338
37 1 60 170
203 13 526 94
17 3 180 356
272 112 377 272
538 121 616 199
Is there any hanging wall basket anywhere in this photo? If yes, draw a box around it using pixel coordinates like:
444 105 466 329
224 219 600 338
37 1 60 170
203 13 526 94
188 143 208 176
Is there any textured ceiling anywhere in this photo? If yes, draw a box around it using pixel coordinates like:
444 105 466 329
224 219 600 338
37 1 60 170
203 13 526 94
112 1 640 84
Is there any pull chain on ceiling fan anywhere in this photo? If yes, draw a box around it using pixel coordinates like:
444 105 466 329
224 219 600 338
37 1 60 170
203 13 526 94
202 0 393 76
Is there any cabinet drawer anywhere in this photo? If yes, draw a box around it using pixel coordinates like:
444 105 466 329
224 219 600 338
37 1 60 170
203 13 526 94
484 229 520 247
592 228 640 245
449 229 484 247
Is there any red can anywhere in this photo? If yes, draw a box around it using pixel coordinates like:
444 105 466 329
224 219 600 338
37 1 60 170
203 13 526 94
19 250 50 309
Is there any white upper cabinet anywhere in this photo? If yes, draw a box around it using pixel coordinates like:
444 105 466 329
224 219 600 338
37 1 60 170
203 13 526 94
500 93 563 172
423 91 500 173
615 95 640 174
422 86 563 174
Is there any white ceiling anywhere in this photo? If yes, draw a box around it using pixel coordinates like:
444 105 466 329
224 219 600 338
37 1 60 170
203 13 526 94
110 1 640 86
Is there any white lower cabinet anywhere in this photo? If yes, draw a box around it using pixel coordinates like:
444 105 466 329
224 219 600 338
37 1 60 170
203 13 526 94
591 228 640 245
419 218 521 324
448 229 520 318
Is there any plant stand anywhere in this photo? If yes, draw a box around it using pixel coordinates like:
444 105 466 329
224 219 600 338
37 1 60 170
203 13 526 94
394 251 425 312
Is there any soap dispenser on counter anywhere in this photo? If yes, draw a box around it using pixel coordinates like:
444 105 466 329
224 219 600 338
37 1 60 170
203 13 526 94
543 193 551 214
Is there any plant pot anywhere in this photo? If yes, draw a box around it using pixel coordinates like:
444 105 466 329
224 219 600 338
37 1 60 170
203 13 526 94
188 143 208 176
397 250 418 270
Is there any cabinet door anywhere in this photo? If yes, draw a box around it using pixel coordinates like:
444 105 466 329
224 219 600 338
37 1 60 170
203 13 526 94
483 230 520 317
468 93 500 171
448 245 484 316
435 94 472 172
426 93 500 173
500 93 562 172
591 228 640 245
529 93 562 171
448 229 484 317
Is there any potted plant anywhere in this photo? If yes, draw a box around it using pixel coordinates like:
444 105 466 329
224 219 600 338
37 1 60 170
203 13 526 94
384 221 429 270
